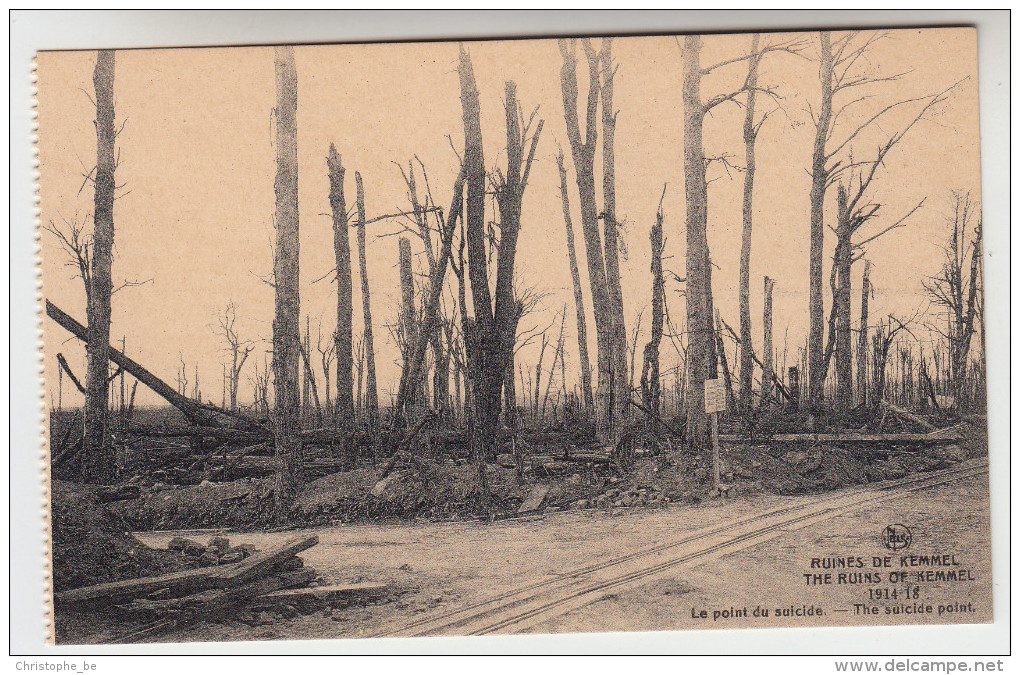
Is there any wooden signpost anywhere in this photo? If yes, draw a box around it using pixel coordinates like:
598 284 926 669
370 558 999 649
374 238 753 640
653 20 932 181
704 378 727 495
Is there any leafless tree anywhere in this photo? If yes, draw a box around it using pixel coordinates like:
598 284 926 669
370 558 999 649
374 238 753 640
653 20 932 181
681 35 721 454
805 30 958 407
857 260 872 406
326 144 356 461
316 318 335 418
871 312 920 407
78 49 117 482
559 38 614 442
354 172 379 435
640 188 666 414
598 38 630 430
923 192 983 409
820 78 952 410
216 300 254 411
555 147 594 409
762 276 775 405
272 45 302 517
736 34 804 412
459 46 543 499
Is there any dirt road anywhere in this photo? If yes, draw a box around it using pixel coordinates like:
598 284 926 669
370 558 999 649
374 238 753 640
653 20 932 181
134 459 991 642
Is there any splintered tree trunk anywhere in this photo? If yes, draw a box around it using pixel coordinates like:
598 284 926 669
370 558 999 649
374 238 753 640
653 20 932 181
762 276 775 405
833 185 854 411
272 45 302 516
556 151 594 409
808 31 834 408
398 236 420 421
542 312 565 422
301 317 311 421
738 35 761 414
433 330 449 418
599 38 629 430
355 173 379 436
559 38 613 442
533 334 548 422
457 47 542 501
683 35 713 454
857 261 871 407
458 45 495 497
716 311 736 412
640 197 665 414
83 49 116 483
328 144 355 461
395 237 416 418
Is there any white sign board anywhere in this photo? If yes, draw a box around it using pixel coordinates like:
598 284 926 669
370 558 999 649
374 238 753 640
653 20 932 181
704 378 726 413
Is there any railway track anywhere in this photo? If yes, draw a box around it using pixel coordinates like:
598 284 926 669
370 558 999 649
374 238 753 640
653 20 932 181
376 458 988 638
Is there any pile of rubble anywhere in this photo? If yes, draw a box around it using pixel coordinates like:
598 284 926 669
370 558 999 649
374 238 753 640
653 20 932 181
54 534 388 642
574 485 671 510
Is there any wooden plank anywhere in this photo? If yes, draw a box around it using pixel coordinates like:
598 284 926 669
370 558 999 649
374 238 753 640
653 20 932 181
518 485 550 514
55 565 236 605
250 582 388 610
719 432 963 444
212 535 318 588
108 575 284 638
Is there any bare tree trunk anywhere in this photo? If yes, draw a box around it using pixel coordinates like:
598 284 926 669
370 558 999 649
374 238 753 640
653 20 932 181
503 360 523 480
542 310 566 423
459 49 490 381
762 276 775 406
328 144 355 458
398 236 419 422
355 172 379 437
458 47 542 499
83 49 116 483
738 34 761 415
559 38 613 442
297 340 322 426
683 35 713 454
833 185 854 411
808 31 834 408
272 45 302 517
301 316 311 422
716 310 736 412
857 260 871 407
599 38 629 431
555 150 594 409
355 335 364 421
640 192 665 414
119 337 126 422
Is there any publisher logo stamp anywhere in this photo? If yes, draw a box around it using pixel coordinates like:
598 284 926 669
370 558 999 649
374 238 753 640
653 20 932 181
882 524 913 551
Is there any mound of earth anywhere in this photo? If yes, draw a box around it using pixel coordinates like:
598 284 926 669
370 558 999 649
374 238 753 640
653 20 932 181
293 462 528 523
112 476 278 531
50 481 190 591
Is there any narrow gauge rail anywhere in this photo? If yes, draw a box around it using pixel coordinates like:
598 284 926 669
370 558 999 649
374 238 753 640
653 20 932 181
378 458 988 637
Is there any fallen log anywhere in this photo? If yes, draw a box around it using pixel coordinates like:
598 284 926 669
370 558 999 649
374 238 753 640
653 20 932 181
55 564 237 605
213 535 319 588
112 575 284 623
129 424 265 443
46 300 263 428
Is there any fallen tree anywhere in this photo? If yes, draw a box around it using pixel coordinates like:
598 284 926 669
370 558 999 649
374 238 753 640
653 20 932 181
46 300 260 428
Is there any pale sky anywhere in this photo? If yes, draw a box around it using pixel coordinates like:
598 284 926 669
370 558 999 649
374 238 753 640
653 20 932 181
37 28 981 408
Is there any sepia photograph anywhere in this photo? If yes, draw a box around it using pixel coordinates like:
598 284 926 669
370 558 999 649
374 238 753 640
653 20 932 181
30 17 998 651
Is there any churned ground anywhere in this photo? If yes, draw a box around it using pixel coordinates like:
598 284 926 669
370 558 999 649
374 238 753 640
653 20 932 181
121 466 991 643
